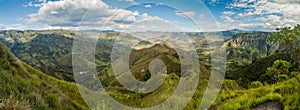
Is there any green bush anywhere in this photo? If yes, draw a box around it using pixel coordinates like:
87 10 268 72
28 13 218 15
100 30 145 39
228 52 292 87
264 60 292 84
272 60 292 74
278 74 289 82
250 81 263 88
222 80 240 90
290 71 299 77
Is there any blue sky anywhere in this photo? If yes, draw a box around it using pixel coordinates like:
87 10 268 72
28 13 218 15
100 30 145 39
0 0 299 32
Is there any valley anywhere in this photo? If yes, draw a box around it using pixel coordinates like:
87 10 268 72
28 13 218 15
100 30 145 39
1 0 300 109
0 26 299 109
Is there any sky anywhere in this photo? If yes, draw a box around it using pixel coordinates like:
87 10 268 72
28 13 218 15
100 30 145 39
0 0 300 32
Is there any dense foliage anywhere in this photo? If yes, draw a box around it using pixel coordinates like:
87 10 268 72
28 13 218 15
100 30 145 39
272 24 300 71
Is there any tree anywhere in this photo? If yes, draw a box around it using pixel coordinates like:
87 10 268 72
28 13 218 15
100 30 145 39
272 60 292 74
271 24 300 71
264 60 292 84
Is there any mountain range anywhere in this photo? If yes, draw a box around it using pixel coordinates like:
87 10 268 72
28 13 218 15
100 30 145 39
0 29 299 109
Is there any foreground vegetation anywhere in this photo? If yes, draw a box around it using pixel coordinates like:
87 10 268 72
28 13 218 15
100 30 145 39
213 73 300 110
212 24 300 110
0 43 89 109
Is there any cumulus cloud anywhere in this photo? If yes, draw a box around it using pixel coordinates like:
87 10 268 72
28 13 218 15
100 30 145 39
24 0 164 31
175 10 196 18
221 0 300 31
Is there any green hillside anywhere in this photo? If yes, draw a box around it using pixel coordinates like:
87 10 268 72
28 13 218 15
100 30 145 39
212 51 300 109
0 30 152 82
1 29 299 109
96 43 213 109
224 32 281 74
212 73 300 110
0 30 79 82
0 43 89 110
211 25 300 109
0 40 213 109
227 52 292 87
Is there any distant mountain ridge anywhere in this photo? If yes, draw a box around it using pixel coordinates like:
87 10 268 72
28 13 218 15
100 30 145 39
0 30 279 82
79 29 116 33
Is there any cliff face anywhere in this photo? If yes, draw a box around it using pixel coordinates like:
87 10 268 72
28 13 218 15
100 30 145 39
222 32 281 74
224 32 276 48
224 32 280 57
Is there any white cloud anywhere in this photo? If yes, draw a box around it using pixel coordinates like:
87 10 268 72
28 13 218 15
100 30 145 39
117 0 137 4
144 4 152 8
0 24 27 30
175 10 196 18
221 15 236 23
222 11 235 16
210 0 217 3
222 0 300 31
16 18 24 21
24 0 164 31
268 0 300 4
23 1 43 7
200 0 222 4
38 0 47 3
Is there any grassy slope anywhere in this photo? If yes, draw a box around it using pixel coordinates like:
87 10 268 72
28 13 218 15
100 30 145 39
0 43 90 110
97 44 213 109
212 52 300 110
212 74 300 110
1 41 213 109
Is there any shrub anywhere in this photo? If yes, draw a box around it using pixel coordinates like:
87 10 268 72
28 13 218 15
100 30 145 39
222 80 240 90
277 74 289 82
290 71 299 77
264 60 292 84
250 81 263 88
272 60 292 74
